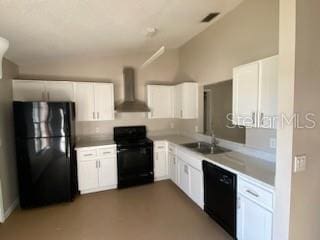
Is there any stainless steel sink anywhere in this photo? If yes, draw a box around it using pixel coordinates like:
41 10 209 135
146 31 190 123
182 141 230 155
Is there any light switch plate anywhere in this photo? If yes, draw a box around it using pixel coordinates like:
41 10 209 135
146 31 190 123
270 138 276 149
294 155 307 172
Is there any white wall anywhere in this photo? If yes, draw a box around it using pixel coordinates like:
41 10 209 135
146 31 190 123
289 0 320 239
0 58 19 215
19 50 180 138
177 0 279 153
273 0 296 239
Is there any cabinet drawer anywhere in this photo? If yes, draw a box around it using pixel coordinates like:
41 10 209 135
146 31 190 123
78 149 98 160
98 147 116 157
238 177 274 210
154 141 167 151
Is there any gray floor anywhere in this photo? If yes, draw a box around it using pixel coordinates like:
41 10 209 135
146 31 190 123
0 180 231 240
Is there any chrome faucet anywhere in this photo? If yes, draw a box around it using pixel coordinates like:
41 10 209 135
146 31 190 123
211 132 218 147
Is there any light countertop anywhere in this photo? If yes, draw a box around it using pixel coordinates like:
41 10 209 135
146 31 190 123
75 139 115 149
75 134 275 187
150 134 275 188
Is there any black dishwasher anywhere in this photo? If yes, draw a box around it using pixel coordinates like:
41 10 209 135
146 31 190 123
203 161 237 239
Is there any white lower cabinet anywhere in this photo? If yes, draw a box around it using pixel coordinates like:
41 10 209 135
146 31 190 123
237 177 274 240
189 166 203 207
178 159 190 195
78 160 99 191
176 149 204 209
168 152 178 185
154 141 169 180
76 146 117 194
237 195 273 240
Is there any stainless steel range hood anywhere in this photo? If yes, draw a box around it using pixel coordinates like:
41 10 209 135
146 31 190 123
115 67 150 112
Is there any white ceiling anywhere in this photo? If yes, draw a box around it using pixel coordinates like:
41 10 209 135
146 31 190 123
0 0 242 65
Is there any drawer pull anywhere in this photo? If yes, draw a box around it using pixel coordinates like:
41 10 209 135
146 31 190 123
103 151 112 154
246 189 259 198
83 154 94 157
157 146 165 149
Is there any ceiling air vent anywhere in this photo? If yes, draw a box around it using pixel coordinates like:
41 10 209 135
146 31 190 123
201 12 220 23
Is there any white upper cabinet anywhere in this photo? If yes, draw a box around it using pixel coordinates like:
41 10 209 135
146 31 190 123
74 82 114 121
13 80 46 101
13 80 74 102
232 55 278 128
259 56 278 128
147 85 173 119
233 62 260 127
74 82 95 121
174 82 198 119
45 81 74 101
94 83 115 121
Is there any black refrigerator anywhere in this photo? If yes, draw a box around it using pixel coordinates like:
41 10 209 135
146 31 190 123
13 101 77 208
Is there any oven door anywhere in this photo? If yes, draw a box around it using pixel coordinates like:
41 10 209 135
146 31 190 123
117 145 154 188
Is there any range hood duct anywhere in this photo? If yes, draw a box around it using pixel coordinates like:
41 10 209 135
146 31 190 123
115 67 150 112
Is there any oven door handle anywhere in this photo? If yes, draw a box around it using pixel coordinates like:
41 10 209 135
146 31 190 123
117 148 129 153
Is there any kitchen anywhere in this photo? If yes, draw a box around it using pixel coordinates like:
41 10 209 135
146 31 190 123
0 0 319 240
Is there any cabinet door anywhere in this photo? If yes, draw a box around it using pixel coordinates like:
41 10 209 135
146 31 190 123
94 83 114 121
178 159 190 195
259 56 278 128
233 62 259 127
45 81 74 101
154 150 168 179
237 195 273 240
74 83 95 121
147 85 173 119
78 160 99 191
174 85 183 118
98 158 117 187
181 83 198 119
189 167 203 207
168 152 177 184
13 80 46 101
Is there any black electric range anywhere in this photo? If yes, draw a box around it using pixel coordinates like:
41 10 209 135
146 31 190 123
114 126 154 188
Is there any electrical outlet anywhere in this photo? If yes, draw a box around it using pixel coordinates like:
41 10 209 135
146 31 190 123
195 125 199 133
270 138 276 149
95 127 100 133
170 122 174 129
294 155 307 172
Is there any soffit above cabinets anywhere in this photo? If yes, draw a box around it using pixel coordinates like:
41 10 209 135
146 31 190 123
0 0 242 65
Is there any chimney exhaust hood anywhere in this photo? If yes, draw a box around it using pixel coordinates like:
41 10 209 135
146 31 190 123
115 67 150 112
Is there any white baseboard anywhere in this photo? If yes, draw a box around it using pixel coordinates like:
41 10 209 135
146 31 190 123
0 198 19 223
80 185 117 195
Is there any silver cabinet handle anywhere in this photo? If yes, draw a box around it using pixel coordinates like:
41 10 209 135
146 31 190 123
47 92 50 101
246 189 259 198
184 165 188 175
260 112 264 125
252 112 256 125
98 160 101 168
97 112 100 120
237 197 241 209
96 161 98 168
180 110 183 118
